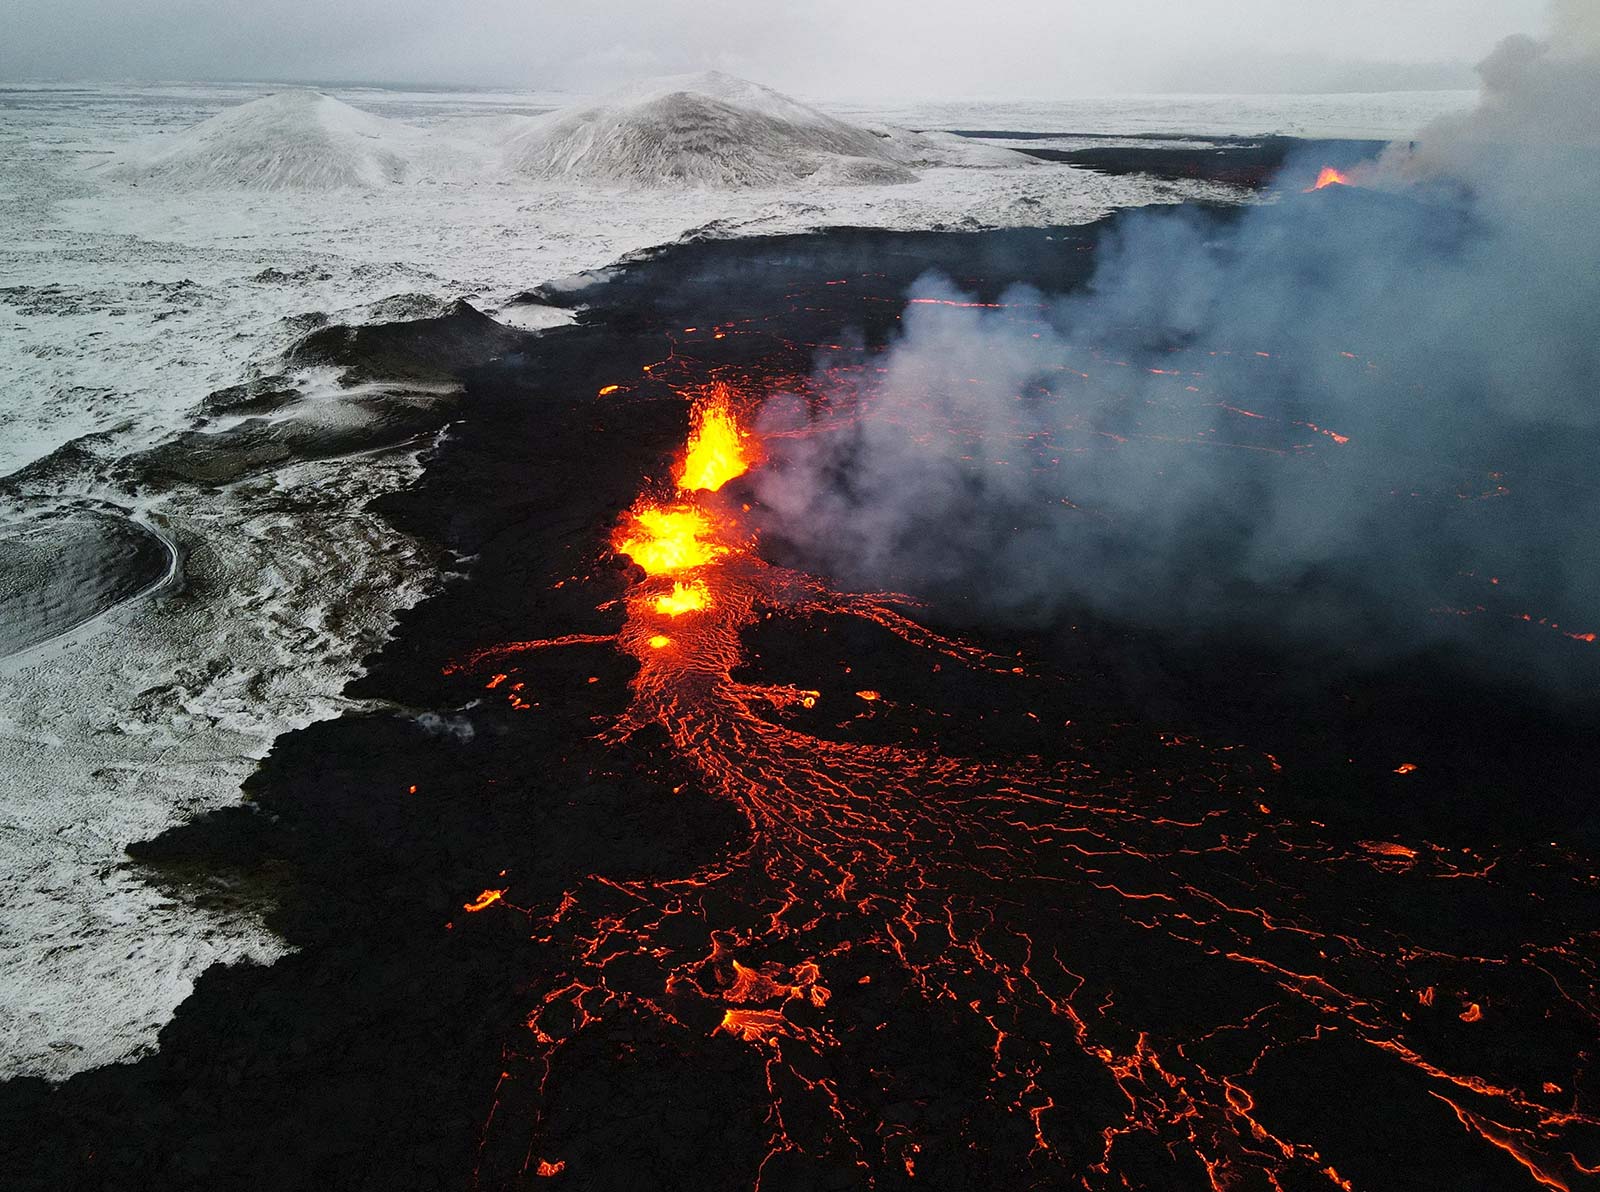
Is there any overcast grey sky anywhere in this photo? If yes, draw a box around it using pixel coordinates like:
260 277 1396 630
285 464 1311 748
0 0 1553 97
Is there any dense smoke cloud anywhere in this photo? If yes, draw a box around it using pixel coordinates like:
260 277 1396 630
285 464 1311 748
1550 0 1600 49
754 11 1600 692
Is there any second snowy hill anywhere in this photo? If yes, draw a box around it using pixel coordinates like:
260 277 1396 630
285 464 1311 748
501 71 1025 187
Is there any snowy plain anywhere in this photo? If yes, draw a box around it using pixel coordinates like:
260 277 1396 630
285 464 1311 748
0 79 1470 1082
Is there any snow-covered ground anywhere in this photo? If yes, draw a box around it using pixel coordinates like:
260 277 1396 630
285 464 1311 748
2 80 1242 481
0 79 1447 1083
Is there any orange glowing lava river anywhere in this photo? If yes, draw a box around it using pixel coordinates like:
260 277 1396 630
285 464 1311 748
453 383 1598 1190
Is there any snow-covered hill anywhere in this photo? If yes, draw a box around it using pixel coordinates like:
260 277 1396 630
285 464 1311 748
102 75 1035 192
107 90 432 190
502 72 918 187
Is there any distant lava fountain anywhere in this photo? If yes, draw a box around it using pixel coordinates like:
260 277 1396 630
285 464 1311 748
1306 166 1352 191
454 373 1597 1190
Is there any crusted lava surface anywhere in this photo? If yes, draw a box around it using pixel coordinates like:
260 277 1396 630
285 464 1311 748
959 134 1389 189
2 217 1597 1192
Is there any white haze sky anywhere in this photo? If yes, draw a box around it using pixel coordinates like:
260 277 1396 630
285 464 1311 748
0 0 1553 97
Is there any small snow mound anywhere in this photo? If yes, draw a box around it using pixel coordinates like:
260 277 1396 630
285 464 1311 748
876 127 1039 170
806 156 919 186
107 91 421 191
503 72 909 188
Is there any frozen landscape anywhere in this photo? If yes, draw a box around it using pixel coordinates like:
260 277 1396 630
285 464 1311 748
0 76 1472 1082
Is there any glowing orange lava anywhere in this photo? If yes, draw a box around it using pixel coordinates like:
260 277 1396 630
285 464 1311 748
653 580 710 617
677 384 752 493
460 373 1598 1190
611 389 756 576
1307 166 1351 191
463 889 505 913
716 1008 790 1047
613 505 721 575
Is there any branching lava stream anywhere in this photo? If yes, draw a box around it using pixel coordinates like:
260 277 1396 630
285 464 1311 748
455 380 1598 1191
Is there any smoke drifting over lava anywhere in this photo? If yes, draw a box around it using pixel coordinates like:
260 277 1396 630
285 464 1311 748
754 13 1600 694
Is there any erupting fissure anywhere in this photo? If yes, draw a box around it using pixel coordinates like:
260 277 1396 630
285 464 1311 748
1307 166 1352 192
678 384 756 493
454 371 1596 1190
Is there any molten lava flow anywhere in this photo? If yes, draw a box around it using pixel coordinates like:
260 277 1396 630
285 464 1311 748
613 505 721 575
677 383 752 493
463 889 505 913
1307 166 1351 191
653 580 709 617
461 371 1599 1190
716 1008 790 1047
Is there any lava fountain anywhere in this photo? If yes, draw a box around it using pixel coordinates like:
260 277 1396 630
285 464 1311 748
678 384 755 493
1306 166 1352 192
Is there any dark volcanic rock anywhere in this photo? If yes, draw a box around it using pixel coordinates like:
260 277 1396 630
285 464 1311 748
287 298 537 384
998 135 1390 190
197 376 303 419
134 390 450 488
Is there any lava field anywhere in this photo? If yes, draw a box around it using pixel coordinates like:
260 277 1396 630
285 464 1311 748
4 214 1597 1192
